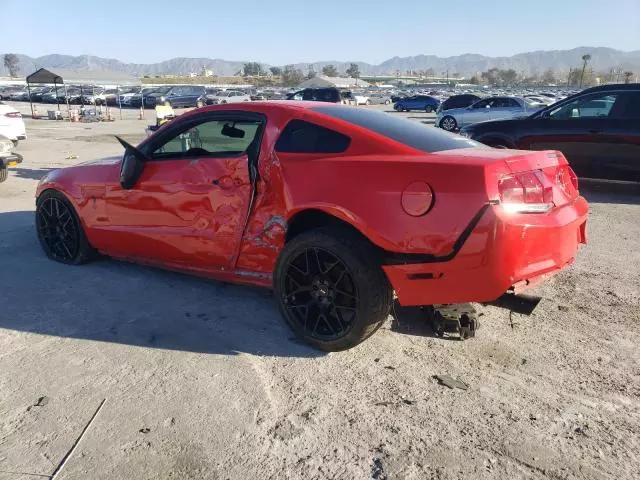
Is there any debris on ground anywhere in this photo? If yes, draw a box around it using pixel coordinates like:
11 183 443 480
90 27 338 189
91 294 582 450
558 305 571 312
434 375 469 390
34 396 49 407
139 427 150 434
371 457 387 480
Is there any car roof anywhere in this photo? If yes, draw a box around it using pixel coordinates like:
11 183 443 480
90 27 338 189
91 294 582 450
582 83 640 93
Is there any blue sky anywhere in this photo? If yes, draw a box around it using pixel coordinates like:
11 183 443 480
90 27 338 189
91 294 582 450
3 0 639 64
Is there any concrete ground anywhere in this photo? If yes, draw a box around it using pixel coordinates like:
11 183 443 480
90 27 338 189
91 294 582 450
0 102 638 480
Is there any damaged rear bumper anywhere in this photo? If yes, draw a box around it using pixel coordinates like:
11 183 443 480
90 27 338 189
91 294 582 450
382 197 588 306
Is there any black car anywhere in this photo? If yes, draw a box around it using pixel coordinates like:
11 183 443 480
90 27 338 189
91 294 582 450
437 94 482 113
286 87 342 103
146 85 207 108
459 84 640 182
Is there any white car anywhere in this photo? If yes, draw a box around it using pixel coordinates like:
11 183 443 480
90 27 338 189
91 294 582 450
0 102 26 145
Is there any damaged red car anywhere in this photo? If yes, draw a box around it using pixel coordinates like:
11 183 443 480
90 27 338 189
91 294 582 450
35 102 588 351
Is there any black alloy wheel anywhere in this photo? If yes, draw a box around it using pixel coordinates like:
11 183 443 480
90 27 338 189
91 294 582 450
36 190 95 264
275 227 393 351
282 247 358 342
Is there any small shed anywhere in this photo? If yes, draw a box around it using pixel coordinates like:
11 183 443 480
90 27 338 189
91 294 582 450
25 68 141 118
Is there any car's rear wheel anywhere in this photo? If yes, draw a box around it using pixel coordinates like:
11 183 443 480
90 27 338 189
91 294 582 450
275 227 393 351
425 105 434 113
36 190 96 265
440 115 457 131
0 167 7 183
385 99 391 105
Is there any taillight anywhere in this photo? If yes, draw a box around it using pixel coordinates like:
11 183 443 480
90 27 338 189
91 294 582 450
4 112 22 118
556 164 578 195
498 170 554 213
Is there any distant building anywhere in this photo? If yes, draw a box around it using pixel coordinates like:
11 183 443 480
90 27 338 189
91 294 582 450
297 76 370 89
201 67 214 77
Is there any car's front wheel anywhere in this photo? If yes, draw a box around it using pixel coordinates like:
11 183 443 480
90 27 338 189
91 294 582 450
439 115 457 131
275 227 393 351
36 190 96 265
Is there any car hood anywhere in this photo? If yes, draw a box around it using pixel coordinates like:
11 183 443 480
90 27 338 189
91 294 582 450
38 155 121 197
76 155 122 167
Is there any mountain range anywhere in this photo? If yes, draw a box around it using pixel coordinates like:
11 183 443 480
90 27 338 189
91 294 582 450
2 47 639 78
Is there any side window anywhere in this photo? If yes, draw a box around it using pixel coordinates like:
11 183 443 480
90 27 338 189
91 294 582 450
275 119 351 154
151 119 261 159
472 99 491 109
549 93 619 119
503 98 521 108
611 92 640 118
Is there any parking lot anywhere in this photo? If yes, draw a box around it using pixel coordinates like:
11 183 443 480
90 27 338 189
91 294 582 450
0 102 639 480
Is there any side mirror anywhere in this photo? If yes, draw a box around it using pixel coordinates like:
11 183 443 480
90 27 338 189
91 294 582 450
115 136 148 189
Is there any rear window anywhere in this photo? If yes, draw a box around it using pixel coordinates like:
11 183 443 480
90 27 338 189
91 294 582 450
312 106 481 152
275 119 351 154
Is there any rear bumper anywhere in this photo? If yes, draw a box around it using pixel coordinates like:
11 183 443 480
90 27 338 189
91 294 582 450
383 197 589 306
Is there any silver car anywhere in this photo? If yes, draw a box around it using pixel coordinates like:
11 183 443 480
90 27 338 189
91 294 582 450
435 96 543 131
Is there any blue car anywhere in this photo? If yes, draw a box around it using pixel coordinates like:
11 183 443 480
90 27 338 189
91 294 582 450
393 95 441 113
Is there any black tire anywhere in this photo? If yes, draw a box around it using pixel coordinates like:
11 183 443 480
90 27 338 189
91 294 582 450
11 140 18 147
0 167 7 183
425 105 434 113
274 226 393 351
439 115 457 131
36 190 96 265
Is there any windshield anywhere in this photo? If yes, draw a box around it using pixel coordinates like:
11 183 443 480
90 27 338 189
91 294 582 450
313 106 482 153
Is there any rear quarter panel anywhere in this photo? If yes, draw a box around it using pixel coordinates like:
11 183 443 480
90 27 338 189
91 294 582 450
279 153 493 256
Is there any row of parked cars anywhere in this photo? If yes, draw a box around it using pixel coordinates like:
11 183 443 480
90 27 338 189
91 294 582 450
0 84 261 108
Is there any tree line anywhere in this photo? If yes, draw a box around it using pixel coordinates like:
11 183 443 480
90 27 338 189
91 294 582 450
241 62 361 86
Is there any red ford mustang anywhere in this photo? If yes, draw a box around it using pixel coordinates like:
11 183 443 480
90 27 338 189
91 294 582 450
35 102 588 350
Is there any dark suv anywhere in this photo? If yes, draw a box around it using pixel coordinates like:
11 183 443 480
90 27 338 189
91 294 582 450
146 85 206 108
459 84 640 182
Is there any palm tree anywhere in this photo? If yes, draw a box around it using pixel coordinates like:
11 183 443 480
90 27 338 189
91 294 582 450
579 54 591 88
623 71 634 84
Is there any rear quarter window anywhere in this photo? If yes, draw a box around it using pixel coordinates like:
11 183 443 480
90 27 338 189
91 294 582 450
275 119 351 154
312 106 481 153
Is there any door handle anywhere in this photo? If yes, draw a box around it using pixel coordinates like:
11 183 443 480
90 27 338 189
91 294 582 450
588 130 603 134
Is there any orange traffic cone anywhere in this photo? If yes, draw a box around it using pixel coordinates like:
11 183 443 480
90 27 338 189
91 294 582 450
138 107 144 120
32 106 40 119
71 110 79 122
